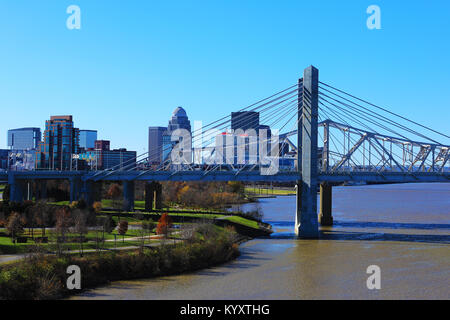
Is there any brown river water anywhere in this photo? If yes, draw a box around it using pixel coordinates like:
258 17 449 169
71 183 450 300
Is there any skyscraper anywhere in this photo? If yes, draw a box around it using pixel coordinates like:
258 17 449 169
168 107 191 133
0 149 8 169
148 126 167 165
7 127 41 150
231 111 259 131
95 140 110 151
79 130 98 150
226 112 273 166
148 107 192 166
36 115 80 170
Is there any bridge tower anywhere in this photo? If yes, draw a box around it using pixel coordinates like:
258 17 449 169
295 65 320 238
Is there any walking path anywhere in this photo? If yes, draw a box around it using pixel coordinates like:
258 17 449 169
0 234 182 265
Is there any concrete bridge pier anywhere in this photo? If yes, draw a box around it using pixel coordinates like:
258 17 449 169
8 179 26 203
319 182 333 226
69 178 81 203
27 182 33 201
155 183 163 210
123 181 135 212
145 182 155 211
81 181 102 206
35 180 47 201
144 182 163 211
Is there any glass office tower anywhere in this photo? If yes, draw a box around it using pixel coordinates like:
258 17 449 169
79 130 98 150
36 115 80 170
148 126 167 165
7 127 41 150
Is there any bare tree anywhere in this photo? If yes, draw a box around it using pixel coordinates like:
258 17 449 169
6 212 24 244
55 206 72 256
107 183 122 216
72 209 88 256
117 220 128 243
34 201 51 238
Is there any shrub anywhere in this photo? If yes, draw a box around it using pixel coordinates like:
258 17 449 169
6 212 24 241
92 201 102 213
117 220 128 242
156 213 172 237
0 225 240 300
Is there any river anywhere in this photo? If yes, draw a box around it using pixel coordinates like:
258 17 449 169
71 183 450 300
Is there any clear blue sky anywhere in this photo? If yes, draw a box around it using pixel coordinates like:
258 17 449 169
0 0 449 152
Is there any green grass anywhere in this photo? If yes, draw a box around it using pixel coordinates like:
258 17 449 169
7 197 263 231
36 198 266 235
245 187 296 195
1 236 158 254
222 215 260 229
0 228 158 255
50 199 224 213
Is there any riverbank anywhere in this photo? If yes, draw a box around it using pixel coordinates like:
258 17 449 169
0 225 240 300
70 183 450 300
0 197 271 255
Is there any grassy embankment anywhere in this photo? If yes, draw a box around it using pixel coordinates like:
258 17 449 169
50 199 262 230
244 187 296 196
0 225 239 300
0 198 265 255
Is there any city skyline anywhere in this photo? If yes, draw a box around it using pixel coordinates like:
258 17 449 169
0 2 449 303
1 1 449 153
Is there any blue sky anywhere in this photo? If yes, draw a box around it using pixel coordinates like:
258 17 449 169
0 0 449 152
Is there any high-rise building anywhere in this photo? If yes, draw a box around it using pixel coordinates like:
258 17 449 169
79 130 97 150
148 126 167 165
168 107 192 133
231 111 259 131
83 148 136 170
0 149 8 169
8 150 36 171
227 112 273 166
36 115 80 170
95 140 110 151
148 107 192 166
7 127 41 150
99 149 136 170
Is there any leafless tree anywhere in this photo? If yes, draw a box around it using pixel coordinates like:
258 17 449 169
72 209 88 256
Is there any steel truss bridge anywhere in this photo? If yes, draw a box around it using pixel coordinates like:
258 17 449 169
1 66 449 238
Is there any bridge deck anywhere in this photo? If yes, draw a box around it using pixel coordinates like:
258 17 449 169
1 170 449 184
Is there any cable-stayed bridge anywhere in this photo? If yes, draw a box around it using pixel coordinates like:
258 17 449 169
2 66 449 237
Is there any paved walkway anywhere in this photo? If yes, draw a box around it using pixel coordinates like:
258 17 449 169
0 253 28 264
0 236 182 265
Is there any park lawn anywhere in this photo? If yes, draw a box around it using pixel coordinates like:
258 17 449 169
0 232 159 255
45 199 266 231
105 209 263 230
10 228 146 240
245 187 296 195
51 199 225 213
0 227 157 254
222 215 260 229
0 236 31 253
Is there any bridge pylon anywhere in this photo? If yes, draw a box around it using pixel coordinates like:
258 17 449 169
295 65 320 238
